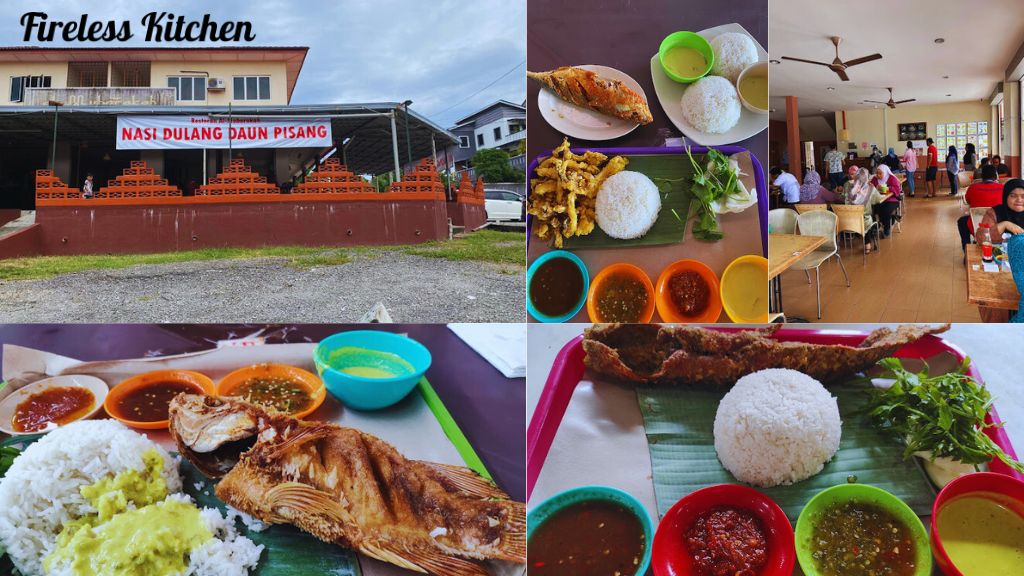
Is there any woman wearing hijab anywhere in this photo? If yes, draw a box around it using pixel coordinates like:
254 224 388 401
978 178 1024 241
946 145 961 197
844 167 884 253
799 168 837 203
871 164 902 238
963 143 977 173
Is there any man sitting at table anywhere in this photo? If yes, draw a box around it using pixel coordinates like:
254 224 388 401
992 155 1010 176
771 166 801 206
973 157 990 181
958 164 1003 250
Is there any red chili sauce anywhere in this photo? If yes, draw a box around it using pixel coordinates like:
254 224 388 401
12 386 95 432
685 506 768 576
668 270 710 317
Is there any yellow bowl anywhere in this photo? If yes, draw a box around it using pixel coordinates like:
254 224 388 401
720 255 769 323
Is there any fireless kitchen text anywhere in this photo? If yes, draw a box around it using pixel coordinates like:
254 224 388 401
20 12 256 43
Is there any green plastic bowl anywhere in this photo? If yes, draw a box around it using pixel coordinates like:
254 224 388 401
528 486 653 576
658 31 714 84
795 483 932 576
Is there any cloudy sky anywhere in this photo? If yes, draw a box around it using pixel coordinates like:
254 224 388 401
0 0 525 127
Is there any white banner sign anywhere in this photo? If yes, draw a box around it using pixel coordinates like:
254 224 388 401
116 115 332 150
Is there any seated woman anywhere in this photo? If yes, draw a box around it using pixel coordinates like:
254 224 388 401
957 164 1003 250
977 178 1024 243
798 168 838 203
845 167 885 253
870 164 902 238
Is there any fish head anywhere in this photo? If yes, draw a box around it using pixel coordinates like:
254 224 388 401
169 393 261 478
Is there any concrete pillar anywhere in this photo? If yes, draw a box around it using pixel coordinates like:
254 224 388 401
786 96 802 183
1006 81 1021 177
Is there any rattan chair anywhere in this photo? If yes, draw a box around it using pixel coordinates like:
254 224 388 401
769 208 799 234
792 210 850 319
832 204 879 264
794 203 828 214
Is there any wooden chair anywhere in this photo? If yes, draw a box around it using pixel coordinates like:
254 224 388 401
769 208 799 234
794 203 828 214
957 172 973 208
832 204 879 264
793 211 851 319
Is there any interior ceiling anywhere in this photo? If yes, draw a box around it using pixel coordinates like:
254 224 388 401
769 0 1024 121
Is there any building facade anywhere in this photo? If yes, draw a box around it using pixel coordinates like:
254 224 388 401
448 100 525 170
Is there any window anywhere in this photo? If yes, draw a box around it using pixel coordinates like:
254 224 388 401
477 134 484 146
459 135 470 148
935 121 988 162
493 127 502 140
509 123 523 134
233 75 270 100
168 76 206 102
9 75 51 102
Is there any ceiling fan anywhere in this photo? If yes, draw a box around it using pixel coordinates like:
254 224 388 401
864 87 916 108
780 36 882 81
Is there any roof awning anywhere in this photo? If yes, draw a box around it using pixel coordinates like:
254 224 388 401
0 103 457 175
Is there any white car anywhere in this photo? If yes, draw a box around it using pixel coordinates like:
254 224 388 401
484 189 524 221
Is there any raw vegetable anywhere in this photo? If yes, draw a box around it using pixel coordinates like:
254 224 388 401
864 357 1024 473
683 147 745 241
0 446 19 478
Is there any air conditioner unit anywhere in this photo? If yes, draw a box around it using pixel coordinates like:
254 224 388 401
207 77 226 90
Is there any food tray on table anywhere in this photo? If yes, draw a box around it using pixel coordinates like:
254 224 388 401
0 342 518 576
527 145 769 323
527 327 1023 575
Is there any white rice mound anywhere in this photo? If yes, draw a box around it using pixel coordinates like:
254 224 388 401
595 171 661 239
709 32 758 84
680 76 742 134
0 420 262 576
714 369 842 487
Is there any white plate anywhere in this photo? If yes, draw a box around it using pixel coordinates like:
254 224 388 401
536 64 646 141
650 22 769 146
0 375 108 435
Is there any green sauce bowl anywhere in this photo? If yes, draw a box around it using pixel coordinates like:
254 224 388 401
795 483 932 576
658 31 714 84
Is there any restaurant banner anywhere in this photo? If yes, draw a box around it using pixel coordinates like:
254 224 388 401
116 115 332 149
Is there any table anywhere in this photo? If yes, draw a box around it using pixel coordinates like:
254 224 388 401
768 233 826 314
0 324 526 501
965 245 1019 323
526 0 767 158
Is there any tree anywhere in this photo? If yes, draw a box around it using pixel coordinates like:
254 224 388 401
471 148 524 183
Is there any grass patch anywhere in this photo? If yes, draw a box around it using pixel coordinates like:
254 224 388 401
399 230 525 266
0 231 524 281
0 246 347 281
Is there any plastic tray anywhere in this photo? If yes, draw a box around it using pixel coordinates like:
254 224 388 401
527 327 1023 498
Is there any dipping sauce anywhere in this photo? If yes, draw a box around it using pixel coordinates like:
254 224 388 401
686 506 767 576
233 377 313 414
595 272 650 322
12 386 95 432
739 73 768 110
722 261 766 321
530 257 584 318
936 495 1024 575
668 270 711 317
664 45 708 78
529 500 645 576
115 381 197 422
810 501 917 576
327 347 416 379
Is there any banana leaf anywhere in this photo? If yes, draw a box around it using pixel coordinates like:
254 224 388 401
637 381 936 522
561 154 693 249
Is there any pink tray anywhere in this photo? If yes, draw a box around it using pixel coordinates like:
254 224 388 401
527 327 1023 499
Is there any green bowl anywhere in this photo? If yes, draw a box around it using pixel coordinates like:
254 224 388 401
658 31 714 84
795 483 932 576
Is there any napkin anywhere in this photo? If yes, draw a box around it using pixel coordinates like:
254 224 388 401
448 323 526 379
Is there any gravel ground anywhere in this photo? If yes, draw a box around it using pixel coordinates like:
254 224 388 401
0 251 525 323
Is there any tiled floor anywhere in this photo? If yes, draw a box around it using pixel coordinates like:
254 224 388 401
776 190 983 323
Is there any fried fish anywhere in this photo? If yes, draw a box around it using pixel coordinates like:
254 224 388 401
169 394 525 576
528 66 653 125
583 323 951 386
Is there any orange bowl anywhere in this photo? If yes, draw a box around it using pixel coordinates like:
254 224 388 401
586 263 655 323
218 363 326 419
655 259 723 323
104 369 215 430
